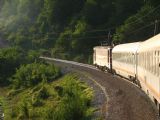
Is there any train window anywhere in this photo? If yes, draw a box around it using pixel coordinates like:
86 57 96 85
128 53 129 64
144 52 145 68
126 53 128 63
157 51 159 76
130 53 132 64
147 52 149 71
144 52 145 69
147 52 148 70
153 51 155 74
156 51 159 76
149 51 151 72
140 52 142 67
141 53 142 67
127 53 128 63
155 51 157 75
138 53 139 66
149 52 150 71
149 52 151 71
150 51 152 73
148 52 149 70
141 52 143 67
143 52 144 68
139 52 141 67
151 51 153 73
146 52 148 70
129 53 131 64
142 52 143 68
125 53 127 63
156 51 157 75
154 51 156 75
158 51 160 76
152 51 154 73
153 51 154 74
138 53 140 66
145 52 146 68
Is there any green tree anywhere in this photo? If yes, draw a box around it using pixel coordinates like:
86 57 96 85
12 62 61 89
0 47 25 85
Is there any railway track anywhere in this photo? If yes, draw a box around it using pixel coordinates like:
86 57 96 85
41 57 159 120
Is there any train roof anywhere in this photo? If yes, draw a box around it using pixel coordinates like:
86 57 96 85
112 42 141 53
93 46 112 50
138 33 160 51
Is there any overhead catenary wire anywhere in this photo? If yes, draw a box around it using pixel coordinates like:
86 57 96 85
21 4 160 38
27 20 159 42
123 4 160 26
126 20 160 35
26 34 109 40
17 4 160 44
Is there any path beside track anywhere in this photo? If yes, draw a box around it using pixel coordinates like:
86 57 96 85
41 57 159 120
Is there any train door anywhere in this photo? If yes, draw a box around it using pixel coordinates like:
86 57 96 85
109 48 112 70
135 52 138 79
93 49 96 64
107 48 110 69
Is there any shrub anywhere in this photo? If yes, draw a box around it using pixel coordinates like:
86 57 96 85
12 62 61 89
47 75 94 120
0 47 25 85
37 86 49 99
17 100 29 120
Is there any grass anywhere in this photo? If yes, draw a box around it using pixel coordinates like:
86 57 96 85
0 73 94 120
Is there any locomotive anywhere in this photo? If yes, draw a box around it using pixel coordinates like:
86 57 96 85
93 33 160 113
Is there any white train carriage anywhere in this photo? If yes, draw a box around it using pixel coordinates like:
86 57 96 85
112 42 140 81
137 34 160 109
93 46 112 70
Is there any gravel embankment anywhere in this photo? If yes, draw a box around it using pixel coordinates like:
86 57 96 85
47 59 159 120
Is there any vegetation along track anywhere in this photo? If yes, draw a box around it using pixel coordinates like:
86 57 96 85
41 57 159 120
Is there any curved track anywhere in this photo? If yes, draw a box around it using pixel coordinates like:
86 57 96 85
41 57 159 120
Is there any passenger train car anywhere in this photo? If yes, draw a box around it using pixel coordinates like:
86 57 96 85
93 33 160 113
137 35 160 110
112 42 140 82
93 46 112 70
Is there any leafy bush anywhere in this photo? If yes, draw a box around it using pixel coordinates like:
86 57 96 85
5 74 94 119
26 50 40 63
12 62 61 89
37 86 49 99
0 47 25 85
17 100 29 120
47 75 94 120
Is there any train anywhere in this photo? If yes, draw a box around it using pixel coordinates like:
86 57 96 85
93 33 160 113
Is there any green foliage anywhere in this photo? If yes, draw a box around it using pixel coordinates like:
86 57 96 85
37 86 50 99
17 99 30 120
0 47 43 86
45 74 94 120
26 50 40 63
12 62 61 89
0 0 147 62
0 0 159 62
113 5 160 43
4 74 94 120
0 47 25 85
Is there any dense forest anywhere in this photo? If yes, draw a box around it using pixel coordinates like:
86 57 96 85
0 0 160 62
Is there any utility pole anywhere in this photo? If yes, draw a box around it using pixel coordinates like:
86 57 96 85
154 20 158 35
107 30 111 46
